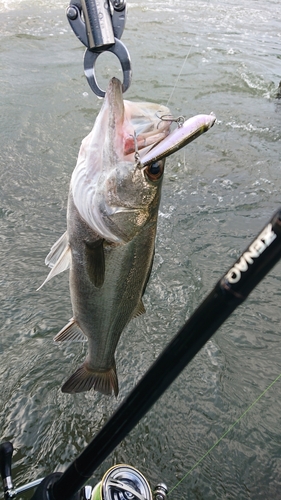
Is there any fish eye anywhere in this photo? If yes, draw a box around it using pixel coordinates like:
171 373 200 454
144 160 164 181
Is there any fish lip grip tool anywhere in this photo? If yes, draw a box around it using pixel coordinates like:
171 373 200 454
67 0 132 97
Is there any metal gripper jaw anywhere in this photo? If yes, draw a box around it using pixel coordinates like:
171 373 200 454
66 0 132 97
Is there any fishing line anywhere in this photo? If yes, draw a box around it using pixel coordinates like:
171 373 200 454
165 0 213 174
166 0 213 108
166 48 192 108
167 371 281 495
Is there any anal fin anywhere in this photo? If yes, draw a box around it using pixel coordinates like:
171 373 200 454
132 299 146 318
54 318 86 342
61 362 119 396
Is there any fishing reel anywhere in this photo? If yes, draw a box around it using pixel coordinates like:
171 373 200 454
0 442 168 500
91 465 168 500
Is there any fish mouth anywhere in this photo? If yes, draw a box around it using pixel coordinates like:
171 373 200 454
103 77 125 158
104 78 216 166
103 77 172 163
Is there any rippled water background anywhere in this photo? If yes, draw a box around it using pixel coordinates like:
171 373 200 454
1 0 281 498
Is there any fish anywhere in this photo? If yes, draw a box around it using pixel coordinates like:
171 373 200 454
39 77 216 396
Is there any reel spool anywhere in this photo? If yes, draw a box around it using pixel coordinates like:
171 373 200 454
92 464 153 500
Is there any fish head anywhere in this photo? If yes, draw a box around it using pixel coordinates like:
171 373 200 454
71 77 171 243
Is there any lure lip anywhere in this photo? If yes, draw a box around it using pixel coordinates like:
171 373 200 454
140 113 216 167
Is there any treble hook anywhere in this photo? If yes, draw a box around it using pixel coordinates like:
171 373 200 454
156 113 185 128
130 132 142 169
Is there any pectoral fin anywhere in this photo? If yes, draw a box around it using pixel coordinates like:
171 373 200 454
61 361 119 396
84 239 105 288
54 318 86 342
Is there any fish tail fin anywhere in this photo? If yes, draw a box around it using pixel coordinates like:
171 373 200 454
61 362 119 397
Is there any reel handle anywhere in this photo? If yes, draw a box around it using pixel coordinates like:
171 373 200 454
0 442 14 496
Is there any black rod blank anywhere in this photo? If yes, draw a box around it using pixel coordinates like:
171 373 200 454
49 208 281 500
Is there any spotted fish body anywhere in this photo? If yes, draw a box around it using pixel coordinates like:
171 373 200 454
39 77 216 395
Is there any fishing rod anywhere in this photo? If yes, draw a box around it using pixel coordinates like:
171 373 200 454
1 207 281 500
